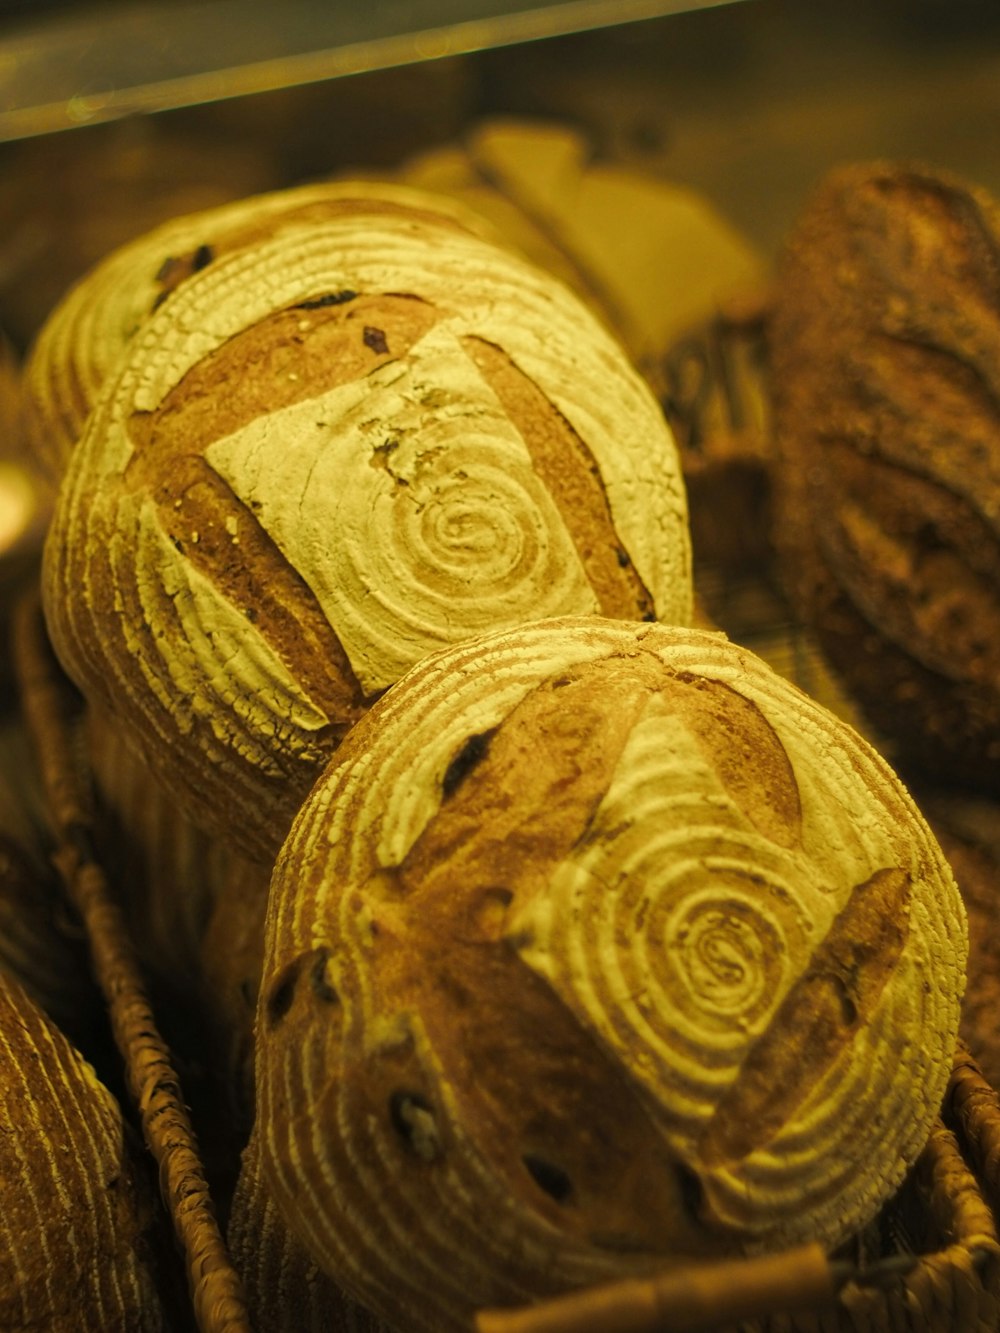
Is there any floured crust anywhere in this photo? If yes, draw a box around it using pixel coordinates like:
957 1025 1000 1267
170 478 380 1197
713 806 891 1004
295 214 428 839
768 160 1000 788
254 616 966 1333
21 179 502 486
0 970 167 1331
228 1129 389 1333
42 195 691 863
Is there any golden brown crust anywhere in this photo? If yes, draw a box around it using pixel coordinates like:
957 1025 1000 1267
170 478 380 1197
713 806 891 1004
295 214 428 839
21 180 490 486
461 335 655 620
43 192 691 864
228 1131 396 1333
254 616 965 1333
768 160 1000 789
699 865 911 1166
0 970 168 1331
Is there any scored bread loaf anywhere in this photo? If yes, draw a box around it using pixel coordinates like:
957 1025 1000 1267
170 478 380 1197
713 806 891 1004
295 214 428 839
252 615 966 1333
768 160 1000 790
42 193 692 864
21 179 503 488
0 969 171 1330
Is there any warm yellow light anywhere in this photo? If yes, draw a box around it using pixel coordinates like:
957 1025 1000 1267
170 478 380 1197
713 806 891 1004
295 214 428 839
0 462 36 552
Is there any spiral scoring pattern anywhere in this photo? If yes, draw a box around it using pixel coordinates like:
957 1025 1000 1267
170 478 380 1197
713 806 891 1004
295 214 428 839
512 680 939 1236
202 320 597 693
251 618 967 1332
672 894 782 1016
42 193 690 862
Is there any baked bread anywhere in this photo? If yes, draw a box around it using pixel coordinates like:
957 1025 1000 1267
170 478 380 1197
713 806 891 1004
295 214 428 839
196 849 272 1137
42 196 692 864
252 615 966 1332
922 795 1000 1092
768 160 1000 790
0 968 170 1330
21 180 500 487
84 701 240 979
229 1129 389 1333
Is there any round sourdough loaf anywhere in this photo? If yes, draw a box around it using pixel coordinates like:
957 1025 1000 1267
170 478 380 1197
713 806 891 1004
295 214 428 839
21 180 500 487
768 160 1000 790
0 969 169 1331
253 616 966 1333
42 195 692 863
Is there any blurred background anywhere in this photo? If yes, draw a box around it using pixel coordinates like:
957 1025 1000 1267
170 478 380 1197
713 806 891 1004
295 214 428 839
0 0 999 349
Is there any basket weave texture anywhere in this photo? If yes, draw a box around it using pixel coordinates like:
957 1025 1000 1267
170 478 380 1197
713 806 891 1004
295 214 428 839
13 584 1000 1333
13 589 251 1333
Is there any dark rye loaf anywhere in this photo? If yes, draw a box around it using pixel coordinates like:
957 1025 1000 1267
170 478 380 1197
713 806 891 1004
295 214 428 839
768 161 1000 790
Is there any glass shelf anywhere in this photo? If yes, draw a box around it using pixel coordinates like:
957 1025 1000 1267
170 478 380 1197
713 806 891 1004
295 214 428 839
0 0 745 141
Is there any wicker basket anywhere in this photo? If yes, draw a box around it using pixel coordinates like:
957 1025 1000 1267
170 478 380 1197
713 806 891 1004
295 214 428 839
12 589 252 1333
13 585 1000 1333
